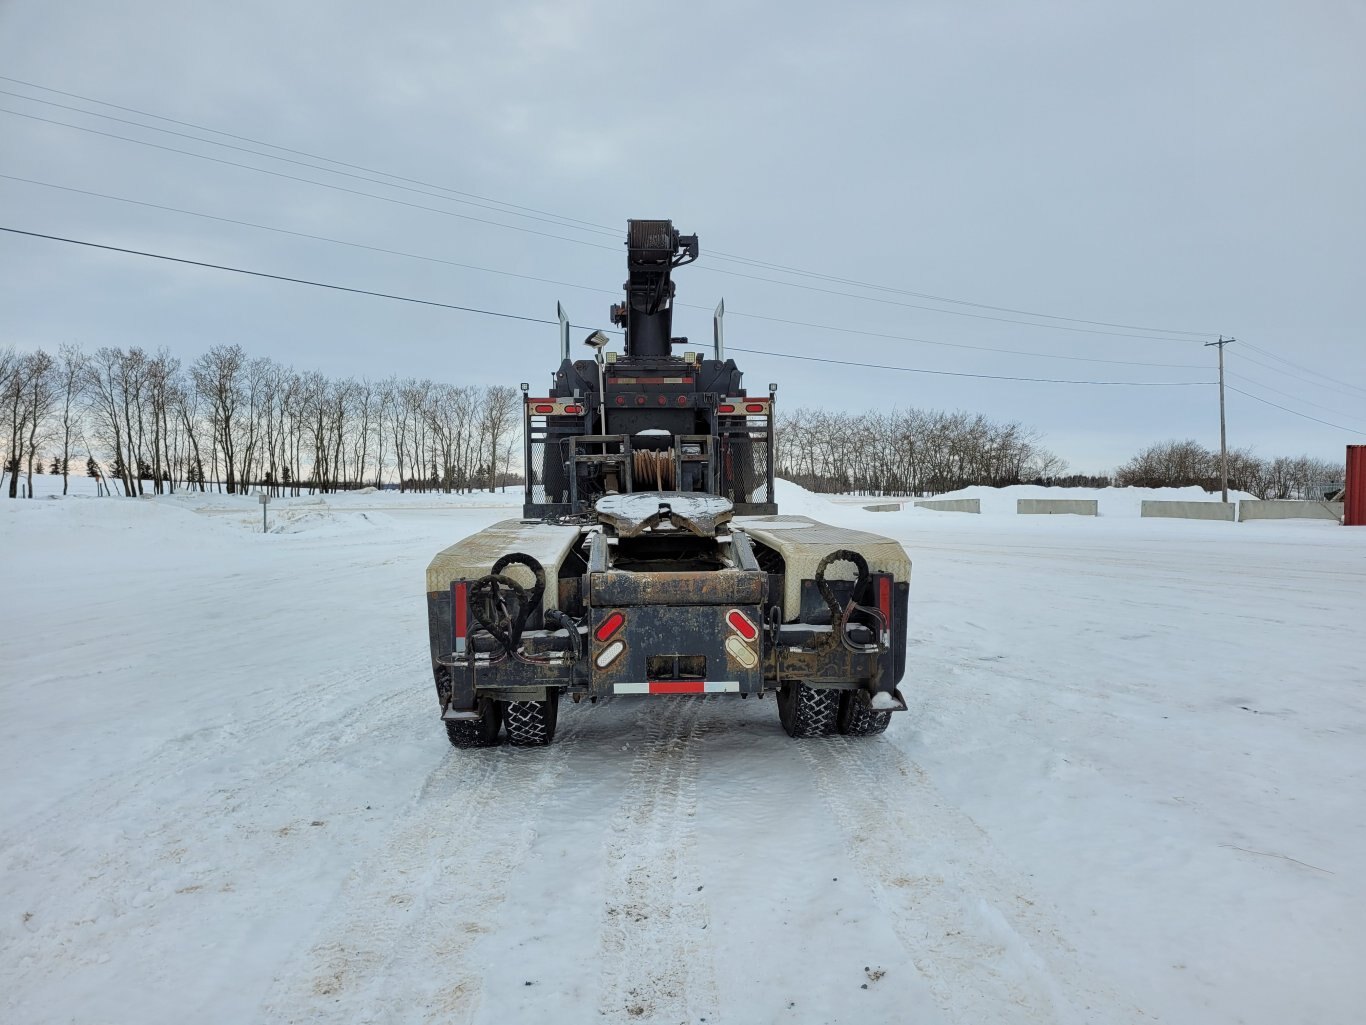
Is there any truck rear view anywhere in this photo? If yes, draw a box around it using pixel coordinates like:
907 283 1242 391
425 220 910 746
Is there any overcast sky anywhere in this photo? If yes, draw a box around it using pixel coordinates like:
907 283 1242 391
1 0 1362 473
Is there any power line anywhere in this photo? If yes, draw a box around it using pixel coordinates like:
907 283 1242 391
1231 349 1366 402
1239 339 1366 400
692 262 1207 343
0 107 624 256
726 307 1205 369
1227 370 1366 425
2 101 1193 343
1226 385 1365 435
0 88 622 240
0 173 1206 371
0 173 623 299
0 225 1214 388
0 77 617 237
726 347 1212 386
0 75 1218 341
704 251 1212 338
0 225 572 328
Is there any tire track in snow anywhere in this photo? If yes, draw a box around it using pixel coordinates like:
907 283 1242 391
595 696 720 1024
0 675 433 1016
0 655 422 856
261 711 585 1025
800 736 1152 1025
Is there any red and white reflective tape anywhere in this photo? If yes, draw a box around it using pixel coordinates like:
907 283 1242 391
613 681 740 695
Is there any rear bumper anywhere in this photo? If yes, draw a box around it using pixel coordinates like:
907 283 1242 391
427 570 909 713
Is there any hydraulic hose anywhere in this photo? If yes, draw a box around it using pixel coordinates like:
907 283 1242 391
813 549 885 653
468 573 529 656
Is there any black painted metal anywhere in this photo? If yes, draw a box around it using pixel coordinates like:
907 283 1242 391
523 220 775 519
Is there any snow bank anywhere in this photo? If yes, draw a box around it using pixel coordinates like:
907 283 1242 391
917 483 1257 516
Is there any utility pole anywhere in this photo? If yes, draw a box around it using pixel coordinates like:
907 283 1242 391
1205 336 1235 502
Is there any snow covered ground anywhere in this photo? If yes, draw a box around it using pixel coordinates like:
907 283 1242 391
2 480 1364 1025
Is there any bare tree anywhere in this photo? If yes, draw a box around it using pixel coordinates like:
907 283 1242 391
54 345 88 495
479 385 521 492
192 344 246 493
3 350 58 498
1 346 23 496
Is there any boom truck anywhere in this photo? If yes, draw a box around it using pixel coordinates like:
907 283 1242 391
425 220 911 746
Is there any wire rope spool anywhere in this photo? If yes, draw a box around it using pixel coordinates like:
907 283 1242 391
632 449 676 490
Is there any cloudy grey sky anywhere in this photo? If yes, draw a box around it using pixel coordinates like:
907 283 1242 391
1 0 1362 473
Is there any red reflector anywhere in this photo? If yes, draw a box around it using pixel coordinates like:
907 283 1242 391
718 404 735 413
453 583 468 638
878 576 891 619
745 403 765 413
533 404 554 413
564 404 582 414
595 611 625 642
726 609 758 642
676 395 688 405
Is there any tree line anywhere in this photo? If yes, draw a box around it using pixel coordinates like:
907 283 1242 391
775 408 1346 499
1 343 523 498
1113 439 1344 499
775 406 1070 495
4 346 1347 502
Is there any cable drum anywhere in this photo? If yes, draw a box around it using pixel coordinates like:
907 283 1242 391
632 449 676 490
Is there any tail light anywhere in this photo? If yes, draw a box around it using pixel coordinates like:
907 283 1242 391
595 611 625 642
725 636 759 668
725 609 757 642
595 640 625 669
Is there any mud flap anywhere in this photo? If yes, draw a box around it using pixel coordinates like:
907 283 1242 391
442 706 484 721
445 579 478 714
868 688 908 712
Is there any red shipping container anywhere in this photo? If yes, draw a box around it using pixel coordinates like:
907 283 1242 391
1347 445 1366 527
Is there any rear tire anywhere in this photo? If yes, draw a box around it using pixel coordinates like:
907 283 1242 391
444 698 503 749
504 690 560 746
777 681 839 738
838 691 892 737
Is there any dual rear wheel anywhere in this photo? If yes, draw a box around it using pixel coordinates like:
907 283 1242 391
777 681 891 739
444 690 560 749
447 684 887 747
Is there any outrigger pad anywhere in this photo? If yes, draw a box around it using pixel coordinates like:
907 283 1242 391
594 492 733 538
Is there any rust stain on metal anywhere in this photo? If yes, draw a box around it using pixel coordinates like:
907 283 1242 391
593 492 732 538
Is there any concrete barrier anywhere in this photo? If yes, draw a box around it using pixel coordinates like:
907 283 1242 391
912 498 981 514
1238 500 1344 522
862 503 904 512
1141 500 1236 521
1017 499 1098 516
